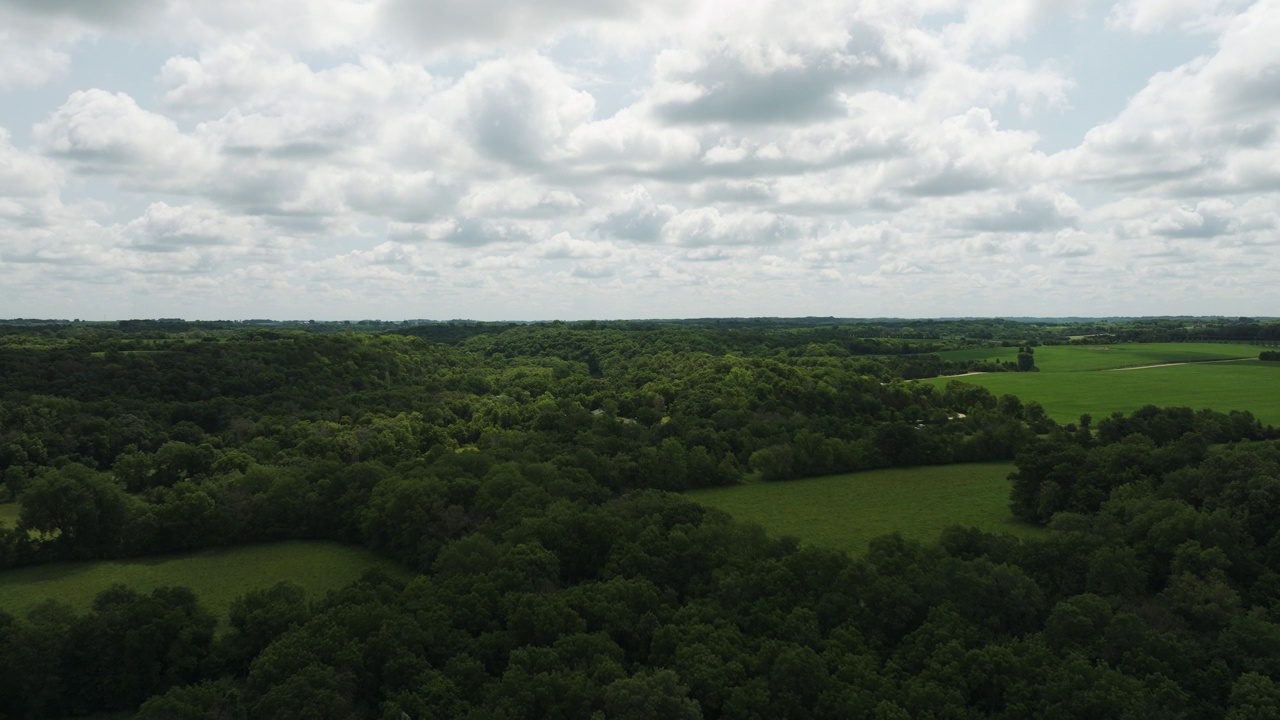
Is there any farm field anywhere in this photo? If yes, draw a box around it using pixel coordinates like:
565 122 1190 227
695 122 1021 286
0 540 410 621
927 343 1280 426
938 342 1264 372
688 462 1042 555
927 360 1280 425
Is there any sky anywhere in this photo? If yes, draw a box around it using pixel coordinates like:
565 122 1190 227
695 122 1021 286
0 0 1277 321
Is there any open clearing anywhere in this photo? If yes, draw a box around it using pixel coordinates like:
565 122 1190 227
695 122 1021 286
0 540 410 621
0 502 17 529
689 462 1042 555
926 344 1280 426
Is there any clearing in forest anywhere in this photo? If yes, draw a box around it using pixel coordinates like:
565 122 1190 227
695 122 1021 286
0 502 18 529
688 462 1042 555
0 540 410 621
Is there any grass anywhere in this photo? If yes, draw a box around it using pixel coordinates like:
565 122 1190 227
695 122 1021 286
0 541 412 621
924 343 1280 426
927 361 1280 425
689 462 1043 555
0 502 18 529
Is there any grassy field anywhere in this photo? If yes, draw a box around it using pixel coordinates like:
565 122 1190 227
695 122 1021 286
0 502 18 529
928 360 1280 425
0 541 411 621
926 343 1280 426
689 462 1042 555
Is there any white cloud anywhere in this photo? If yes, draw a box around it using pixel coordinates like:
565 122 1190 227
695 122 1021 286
34 89 217 188
388 217 534 247
660 207 807 246
948 188 1082 233
1107 0 1252 34
442 53 595 165
1055 0 1280 196
894 107 1045 196
594 186 678 242
946 0 1089 52
459 179 582 218
0 26 74 90
536 232 617 259
377 0 661 51
0 128 62 201
649 2 935 125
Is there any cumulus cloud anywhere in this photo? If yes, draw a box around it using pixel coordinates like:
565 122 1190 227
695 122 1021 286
941 0 1092 52
0 128 62 201
650 5 933 125
388 217 533 247
0 27 74 90
536 233 616 259
660 207 806 246
1107 0 1253 34
594 186 678 242
34 89 217 187
953 188 1081 233
442 53 595 165
1041 229 1096 257
122 202 299 255
1055 1 1280 196
896 108 1044 196
377 0 664 50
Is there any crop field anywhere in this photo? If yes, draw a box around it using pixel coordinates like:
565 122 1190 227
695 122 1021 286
928 360 1280 425
0 540 410 621
689 462 1043 555
937 342 1264 372
925 343 1280 426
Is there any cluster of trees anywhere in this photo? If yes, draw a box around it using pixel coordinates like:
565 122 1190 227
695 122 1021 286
1 321 1279 718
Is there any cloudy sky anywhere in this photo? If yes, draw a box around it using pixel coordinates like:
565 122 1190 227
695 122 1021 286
1 0 1277 320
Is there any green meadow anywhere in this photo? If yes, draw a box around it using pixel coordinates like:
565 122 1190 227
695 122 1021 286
0 541 411 621
689 462 1042 555
928 343 1280 425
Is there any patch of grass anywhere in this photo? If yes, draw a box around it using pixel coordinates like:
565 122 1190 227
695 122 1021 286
925 359 1280 425
0 502 18 529
689 462 1042 555
0 541 412 621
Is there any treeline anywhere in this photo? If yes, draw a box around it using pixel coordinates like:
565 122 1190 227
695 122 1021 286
1062 317 1280 344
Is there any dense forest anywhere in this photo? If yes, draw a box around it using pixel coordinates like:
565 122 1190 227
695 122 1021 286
1 317 1279 719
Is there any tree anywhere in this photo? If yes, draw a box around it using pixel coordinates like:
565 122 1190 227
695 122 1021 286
18 464 130 556
1016 346 1036 372
604 669 703 720
222 582 311 671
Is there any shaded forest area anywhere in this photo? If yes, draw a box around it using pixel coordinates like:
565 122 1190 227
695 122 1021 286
1 318 1280 719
